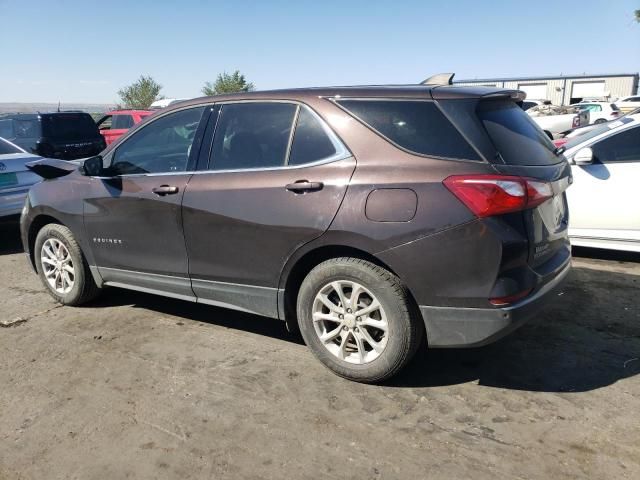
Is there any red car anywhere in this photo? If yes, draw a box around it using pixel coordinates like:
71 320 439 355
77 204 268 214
96 110 152 145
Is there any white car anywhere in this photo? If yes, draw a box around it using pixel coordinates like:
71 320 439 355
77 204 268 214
0 137 41 219
563 115 640 252
573 102 621 124
527 104 589 138
615 95 640 113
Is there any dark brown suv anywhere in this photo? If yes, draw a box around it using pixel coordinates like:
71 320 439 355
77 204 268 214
21 84 571 382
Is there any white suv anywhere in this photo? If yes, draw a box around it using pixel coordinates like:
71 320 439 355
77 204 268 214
573 102 621 124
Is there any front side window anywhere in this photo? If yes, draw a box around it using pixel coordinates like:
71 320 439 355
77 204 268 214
210 103 297 170
592 126 640 163
110 106 205 175
336 99 480 160
112 114 134 129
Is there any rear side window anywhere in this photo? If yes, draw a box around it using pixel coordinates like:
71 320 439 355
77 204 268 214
112 114 134 129
210 103 297 170
477 100 560 166
336 100 480 160
288 107 338 165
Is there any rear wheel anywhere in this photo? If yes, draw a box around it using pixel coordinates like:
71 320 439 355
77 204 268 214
34 224 100 305
594 118 607 124
297 257 423 383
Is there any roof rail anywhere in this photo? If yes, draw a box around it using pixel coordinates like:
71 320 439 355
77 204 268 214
420 73 455 86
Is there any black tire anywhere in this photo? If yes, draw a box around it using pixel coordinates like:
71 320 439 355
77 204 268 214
296 257 423 383
594 118 607 124
34 223 101 305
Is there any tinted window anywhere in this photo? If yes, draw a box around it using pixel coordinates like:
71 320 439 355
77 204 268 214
210 103 296 170
337 100 479 160
13 118 40 138
288 107 338 165
477 100 560 166
564 117 634 149
592 126 640 163
111 107 205 175
112 114 134 129
578 104 602 112
0 138 23 155
41 114 98 141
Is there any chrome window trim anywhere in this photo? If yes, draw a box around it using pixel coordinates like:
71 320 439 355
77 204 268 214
201 100 352 173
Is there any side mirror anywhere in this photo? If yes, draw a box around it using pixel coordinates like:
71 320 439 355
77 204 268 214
80 155 105 176
573 147 594 166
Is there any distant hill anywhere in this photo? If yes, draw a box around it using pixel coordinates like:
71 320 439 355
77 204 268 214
0 102 115 114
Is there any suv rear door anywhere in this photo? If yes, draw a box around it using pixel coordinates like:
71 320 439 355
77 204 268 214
181 102 355 317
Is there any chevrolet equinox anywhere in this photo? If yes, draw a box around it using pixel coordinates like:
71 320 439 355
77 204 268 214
21 84 571 382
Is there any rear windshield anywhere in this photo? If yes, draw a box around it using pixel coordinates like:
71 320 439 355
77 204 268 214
336 100 480 160
477 100 560 166
41 113 99 141
0 138 23 155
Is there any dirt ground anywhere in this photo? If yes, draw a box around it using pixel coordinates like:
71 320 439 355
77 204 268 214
0 221 638 480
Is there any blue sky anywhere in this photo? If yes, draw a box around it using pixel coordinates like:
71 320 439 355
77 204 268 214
1 0 638 103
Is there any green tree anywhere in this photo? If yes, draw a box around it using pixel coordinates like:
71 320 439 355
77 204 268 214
202 70 255 96
117 75 163 109
636 9 640 22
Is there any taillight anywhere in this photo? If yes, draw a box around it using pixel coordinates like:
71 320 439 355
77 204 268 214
443 175 554 218
489 288 533 306
572 116 580 128
611 111 620 117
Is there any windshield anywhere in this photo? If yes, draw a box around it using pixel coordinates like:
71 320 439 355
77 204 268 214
0 137 24 155
477 100 561 166
564 117 635 149
41 113 99 141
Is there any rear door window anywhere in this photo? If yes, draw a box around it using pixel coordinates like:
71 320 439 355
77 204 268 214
210 103 297 170
477 100 560 166
112 114 134 129
336 99 480 160
0 138 23 154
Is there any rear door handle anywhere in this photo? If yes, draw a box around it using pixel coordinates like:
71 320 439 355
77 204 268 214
152 185 179 196
285 180 324 193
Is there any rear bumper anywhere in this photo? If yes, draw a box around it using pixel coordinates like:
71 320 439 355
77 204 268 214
420 261 571 348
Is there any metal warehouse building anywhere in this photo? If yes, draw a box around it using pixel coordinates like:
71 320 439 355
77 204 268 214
454 73 639 105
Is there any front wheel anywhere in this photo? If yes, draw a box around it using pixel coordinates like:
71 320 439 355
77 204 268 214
297 257 423 383
34 223 101 305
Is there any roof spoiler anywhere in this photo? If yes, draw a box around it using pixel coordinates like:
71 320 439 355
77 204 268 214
420 73 455 86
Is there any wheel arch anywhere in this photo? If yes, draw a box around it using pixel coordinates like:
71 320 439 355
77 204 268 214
26 214 67 270
279 242 407 332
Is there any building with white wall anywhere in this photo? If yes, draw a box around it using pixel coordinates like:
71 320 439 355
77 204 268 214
454 73 638 105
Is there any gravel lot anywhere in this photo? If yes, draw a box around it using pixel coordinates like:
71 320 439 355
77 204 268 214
0 221 638 480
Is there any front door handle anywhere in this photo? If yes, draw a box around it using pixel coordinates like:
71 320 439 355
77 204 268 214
285 180 324 193
152 185 179 196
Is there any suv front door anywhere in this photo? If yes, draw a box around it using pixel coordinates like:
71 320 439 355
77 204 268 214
181 102 355 317
569 125 640 245
83 106 209 299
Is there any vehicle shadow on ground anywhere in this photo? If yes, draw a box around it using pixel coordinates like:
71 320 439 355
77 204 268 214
0 220 23 255
391 260 639 392
91 287 302 345
90 255 640 393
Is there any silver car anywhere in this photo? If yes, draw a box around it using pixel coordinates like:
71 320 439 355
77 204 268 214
0 137 41 218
